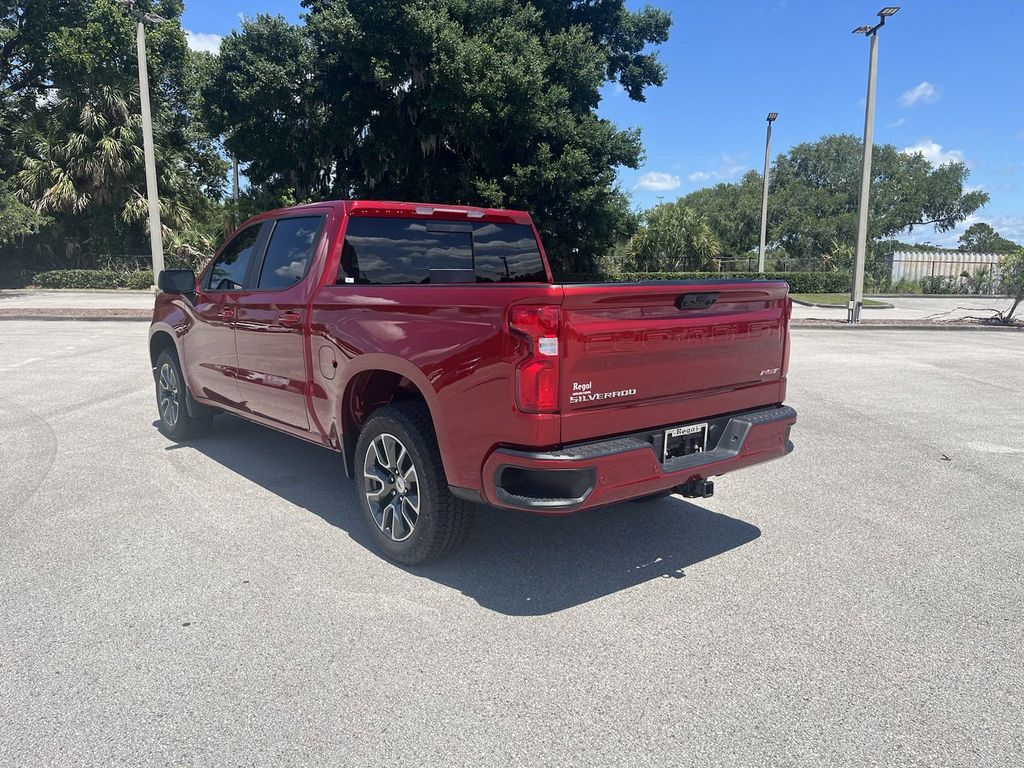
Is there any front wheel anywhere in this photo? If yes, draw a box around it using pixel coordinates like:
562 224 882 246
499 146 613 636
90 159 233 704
155 350 211 441
354 403 474 565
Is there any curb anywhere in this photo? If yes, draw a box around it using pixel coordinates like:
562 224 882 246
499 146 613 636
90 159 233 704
0 311 149 322
791 322 1023 332
791 298 894 309
0 288 153 295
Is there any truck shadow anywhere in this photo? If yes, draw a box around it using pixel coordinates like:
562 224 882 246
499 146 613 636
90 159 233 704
174 415 761 616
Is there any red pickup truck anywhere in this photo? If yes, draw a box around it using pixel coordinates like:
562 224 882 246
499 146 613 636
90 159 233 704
150 200 796 564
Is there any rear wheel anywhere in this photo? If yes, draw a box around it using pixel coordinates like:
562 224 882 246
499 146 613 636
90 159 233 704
155 350 212 441
355 402 474 565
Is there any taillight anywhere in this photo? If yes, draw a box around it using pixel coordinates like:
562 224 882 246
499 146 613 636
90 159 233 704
509 305 560 413
781 298 792 377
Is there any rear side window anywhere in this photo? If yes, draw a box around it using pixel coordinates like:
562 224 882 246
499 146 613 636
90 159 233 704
257 216 324 290
206 224 261 290
472 223 547 283
338 217 546 285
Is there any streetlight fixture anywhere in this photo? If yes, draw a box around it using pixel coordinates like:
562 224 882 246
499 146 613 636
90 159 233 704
758 112 778 273
848 6 899 323
117 0 166 287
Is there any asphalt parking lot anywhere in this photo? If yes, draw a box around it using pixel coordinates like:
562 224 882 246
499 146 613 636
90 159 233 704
1 321 1022 767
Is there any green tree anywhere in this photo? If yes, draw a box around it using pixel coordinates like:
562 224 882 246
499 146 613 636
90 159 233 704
0 177 44 244
678 135 989 265
957 222 1020 253
996 250 1024 323
675 171 762 260
768 135 988 261
626 202 720 271
204 0 672 273
1 0 227 265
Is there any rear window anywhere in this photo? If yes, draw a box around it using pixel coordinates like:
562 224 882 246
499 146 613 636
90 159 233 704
338 217 546 285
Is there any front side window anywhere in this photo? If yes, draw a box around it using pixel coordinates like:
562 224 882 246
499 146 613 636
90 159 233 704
338 217 546 285
207 225 261 290
257 216 324 290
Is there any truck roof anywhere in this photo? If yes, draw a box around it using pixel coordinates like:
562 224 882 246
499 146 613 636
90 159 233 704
253 199 535 227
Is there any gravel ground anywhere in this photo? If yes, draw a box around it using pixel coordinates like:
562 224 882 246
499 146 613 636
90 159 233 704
1 321 1022 767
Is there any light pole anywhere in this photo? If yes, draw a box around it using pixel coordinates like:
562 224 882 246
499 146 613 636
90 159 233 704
849 6 899 323
758 112 778 273
118 0 166 287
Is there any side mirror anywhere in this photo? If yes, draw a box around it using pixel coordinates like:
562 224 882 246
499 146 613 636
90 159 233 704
158 269 196 294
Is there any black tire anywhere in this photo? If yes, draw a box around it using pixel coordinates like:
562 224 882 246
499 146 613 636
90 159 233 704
154 349 212 441
354 402 475 565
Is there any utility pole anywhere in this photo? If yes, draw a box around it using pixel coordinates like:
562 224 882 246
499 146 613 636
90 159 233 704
119 0 167 287
758 112 778 273
232 155 240 231
849 7 900 323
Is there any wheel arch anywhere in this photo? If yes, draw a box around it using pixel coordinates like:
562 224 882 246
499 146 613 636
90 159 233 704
149 325 207 419
337 359 449 481
149 327 179 370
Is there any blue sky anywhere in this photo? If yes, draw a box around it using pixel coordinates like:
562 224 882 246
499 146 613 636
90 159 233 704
182 0 1024 245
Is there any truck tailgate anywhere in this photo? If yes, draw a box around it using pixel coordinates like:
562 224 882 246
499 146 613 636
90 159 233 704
558 281 790 444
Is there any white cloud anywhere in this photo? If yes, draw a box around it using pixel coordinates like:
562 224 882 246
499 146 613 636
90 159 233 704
903 214 1024 248
887 117 907 128
185 30 223 53
985 215 1024 242
900 81 939 107
901 139 965 167
687 153 746 184
634 171 682 192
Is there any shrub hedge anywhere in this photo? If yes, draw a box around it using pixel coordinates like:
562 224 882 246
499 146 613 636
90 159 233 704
32 269 154 290
557 271 853 293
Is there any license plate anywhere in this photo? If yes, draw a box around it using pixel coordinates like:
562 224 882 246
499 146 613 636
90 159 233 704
663 423 708 462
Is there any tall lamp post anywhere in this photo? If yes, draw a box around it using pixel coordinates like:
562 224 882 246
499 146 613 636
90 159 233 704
849 6 900 323
117 0 166 287
758 112 778 273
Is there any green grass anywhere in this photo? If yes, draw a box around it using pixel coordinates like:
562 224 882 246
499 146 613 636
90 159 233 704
792 293 888 307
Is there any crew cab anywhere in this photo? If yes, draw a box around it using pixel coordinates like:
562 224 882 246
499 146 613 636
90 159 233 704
149 200 796 564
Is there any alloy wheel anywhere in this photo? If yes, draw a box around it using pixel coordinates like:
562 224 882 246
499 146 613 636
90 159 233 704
363 432 420 542
158 362 180 427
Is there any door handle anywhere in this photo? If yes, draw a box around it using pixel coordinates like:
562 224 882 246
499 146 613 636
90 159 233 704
278 310 302 327
217 306 235 321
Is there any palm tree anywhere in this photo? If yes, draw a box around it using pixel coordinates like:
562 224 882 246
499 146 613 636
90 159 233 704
627 202 721 271
15 85 199 251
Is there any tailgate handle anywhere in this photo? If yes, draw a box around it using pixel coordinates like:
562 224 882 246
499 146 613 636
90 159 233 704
676 292 719 310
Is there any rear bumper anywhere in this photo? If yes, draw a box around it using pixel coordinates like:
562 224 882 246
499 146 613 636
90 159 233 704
480 405 796 513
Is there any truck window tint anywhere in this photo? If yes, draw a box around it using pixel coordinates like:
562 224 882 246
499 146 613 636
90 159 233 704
340 218 470 284
258 216 323 290
207 225 261 290
339 218 545 284
472 223 546 282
